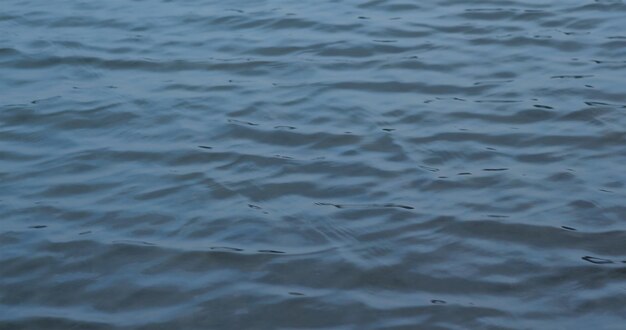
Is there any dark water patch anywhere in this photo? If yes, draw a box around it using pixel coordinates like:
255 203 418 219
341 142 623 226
258 250 286 254
581 256 614 265
315 202 414 210
551 74 594 79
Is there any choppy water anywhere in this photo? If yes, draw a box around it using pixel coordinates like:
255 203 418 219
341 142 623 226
1 0 626 329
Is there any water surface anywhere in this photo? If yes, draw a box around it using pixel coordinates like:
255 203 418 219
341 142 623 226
1 0 626 329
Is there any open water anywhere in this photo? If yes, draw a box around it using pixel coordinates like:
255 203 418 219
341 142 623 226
1 0 625 329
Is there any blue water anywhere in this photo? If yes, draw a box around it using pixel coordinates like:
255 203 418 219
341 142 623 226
1 1 625 329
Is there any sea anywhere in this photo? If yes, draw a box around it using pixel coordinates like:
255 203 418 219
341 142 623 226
1 1 625 329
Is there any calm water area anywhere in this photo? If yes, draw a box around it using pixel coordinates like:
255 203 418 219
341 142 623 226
1 0 625 329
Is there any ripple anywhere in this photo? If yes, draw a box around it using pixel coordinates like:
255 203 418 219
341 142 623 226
1 0 625 329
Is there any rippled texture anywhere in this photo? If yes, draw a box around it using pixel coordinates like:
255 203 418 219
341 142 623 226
1 0 626 329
